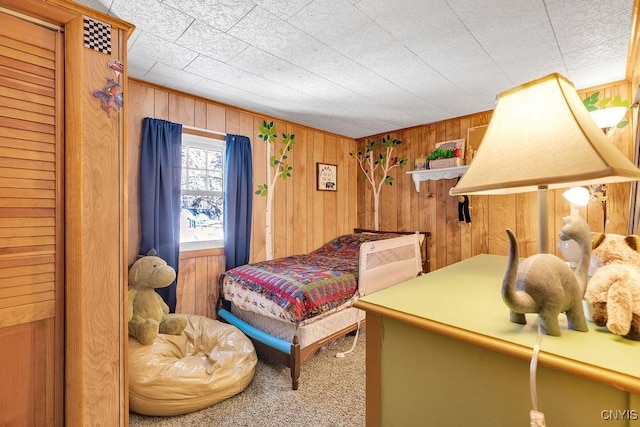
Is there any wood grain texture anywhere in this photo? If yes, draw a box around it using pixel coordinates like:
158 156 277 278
64 11 130 426
0 11 61 426
357 80 635 267
128 80 358 317
176 248 225 318
0 320 51 426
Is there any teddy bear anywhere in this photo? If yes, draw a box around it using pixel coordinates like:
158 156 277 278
584 232 640 340
128 249 187 345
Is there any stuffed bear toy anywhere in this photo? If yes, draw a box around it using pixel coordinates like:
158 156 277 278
584 233 640 340
128 249 187 345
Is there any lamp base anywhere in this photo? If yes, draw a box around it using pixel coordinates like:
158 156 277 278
538 186 549 253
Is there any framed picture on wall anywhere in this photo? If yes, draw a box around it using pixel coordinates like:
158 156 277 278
414 157 427 170
466 125 488 165
317 163 337 191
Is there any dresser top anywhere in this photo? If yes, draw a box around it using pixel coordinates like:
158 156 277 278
356 254 640 392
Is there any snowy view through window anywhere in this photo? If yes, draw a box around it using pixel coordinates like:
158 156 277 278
180 133 224 247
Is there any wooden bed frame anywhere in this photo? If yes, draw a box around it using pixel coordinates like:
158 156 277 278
217 229 431 390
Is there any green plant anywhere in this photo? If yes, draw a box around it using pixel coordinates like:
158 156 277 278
427 147 455 160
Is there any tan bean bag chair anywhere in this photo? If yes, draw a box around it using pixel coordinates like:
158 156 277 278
129 314 257 416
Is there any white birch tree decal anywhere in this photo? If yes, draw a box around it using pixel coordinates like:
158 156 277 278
255 120 295 260
350 134 407 230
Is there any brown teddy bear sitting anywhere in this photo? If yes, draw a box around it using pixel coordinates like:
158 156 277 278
128 249 187 345
584 233 640 341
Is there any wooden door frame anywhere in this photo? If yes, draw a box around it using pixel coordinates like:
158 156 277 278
0 1 133 425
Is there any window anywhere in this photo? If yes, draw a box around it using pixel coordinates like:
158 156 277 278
180 132 225 251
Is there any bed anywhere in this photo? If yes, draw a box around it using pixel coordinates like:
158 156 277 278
217 229 430 389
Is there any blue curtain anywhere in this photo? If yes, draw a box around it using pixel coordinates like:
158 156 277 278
224 134 253 270
139 118 182 312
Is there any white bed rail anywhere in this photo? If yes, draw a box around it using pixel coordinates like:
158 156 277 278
357 233 423 296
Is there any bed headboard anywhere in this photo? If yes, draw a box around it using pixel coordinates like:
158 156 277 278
353 229 430 273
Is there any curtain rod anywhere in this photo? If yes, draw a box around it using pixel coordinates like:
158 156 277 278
182 125 227 137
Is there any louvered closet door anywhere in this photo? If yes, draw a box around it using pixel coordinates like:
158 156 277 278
0 11 63 427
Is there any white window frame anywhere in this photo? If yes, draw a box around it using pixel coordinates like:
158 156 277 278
179 132 225 252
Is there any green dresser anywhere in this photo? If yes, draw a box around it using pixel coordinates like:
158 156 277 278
355 254 640 427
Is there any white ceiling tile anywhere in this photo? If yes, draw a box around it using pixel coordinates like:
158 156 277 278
74 0 634 138
126 28 142 50
567 55 629 89
126 55 156 79
562 36 630 75
128 31 199 69
255 0 314 20
546 0 634 53
228 6 371 85
79 0 111 13
162 0 257 32
109 0 193 41
447 0 565 82
392 66 488 115
144 63 204 91
185 55 324 105
175 20 248 62
231 46 348 100
289 0 426 78
343 72 397 97
227 6 308 56
294 46 371 85
289 0 371 44
190 78 290 116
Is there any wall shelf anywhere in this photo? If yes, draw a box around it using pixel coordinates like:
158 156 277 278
406 166 469 192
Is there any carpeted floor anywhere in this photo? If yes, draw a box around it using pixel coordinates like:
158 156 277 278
129 333 366 427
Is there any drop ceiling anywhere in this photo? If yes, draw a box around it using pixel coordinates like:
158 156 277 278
75 0 636 139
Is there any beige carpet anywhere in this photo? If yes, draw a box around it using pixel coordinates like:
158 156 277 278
129 333 366 427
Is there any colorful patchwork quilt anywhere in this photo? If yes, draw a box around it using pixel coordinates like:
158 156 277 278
223 233 401 323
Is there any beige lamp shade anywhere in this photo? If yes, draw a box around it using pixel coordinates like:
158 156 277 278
450 73 640 196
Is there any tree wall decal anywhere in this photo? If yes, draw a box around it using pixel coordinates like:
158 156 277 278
350 134 407 230
255 120 295 260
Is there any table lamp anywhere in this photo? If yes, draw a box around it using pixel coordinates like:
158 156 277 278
450 73 640 253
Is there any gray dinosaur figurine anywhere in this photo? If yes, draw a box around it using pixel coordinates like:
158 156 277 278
502 215 592 336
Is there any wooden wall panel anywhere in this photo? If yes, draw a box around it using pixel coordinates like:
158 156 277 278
127 83 156 260
128 80 358 318
194 100 207 129
129 78 634 316
206 104 225 132
176 249 226 318
312 131 326 249
250 117 267 263
176 257 196 314
292 125 308 255
357 81 635 269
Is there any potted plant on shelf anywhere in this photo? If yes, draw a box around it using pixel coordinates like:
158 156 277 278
427 145 462 169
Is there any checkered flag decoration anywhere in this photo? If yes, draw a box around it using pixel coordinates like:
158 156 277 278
83 17 112 55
